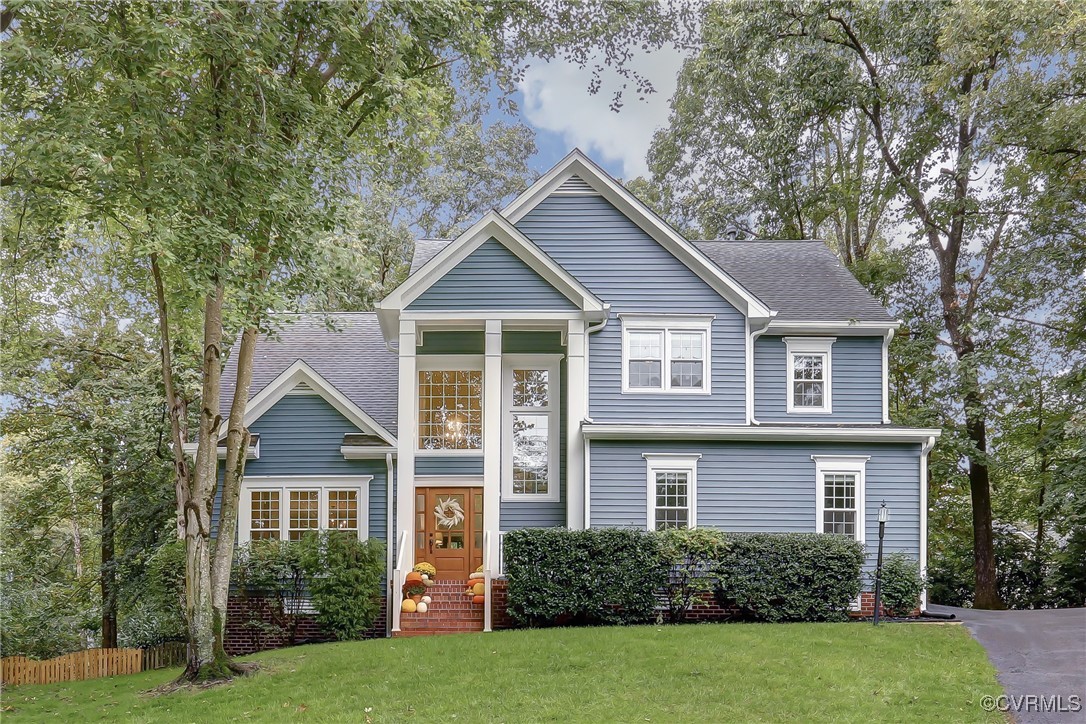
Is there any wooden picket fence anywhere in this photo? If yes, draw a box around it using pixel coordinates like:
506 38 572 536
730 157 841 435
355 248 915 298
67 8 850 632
1 642 188 687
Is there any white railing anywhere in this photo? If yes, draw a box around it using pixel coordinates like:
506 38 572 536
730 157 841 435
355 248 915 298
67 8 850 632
391 529 409 633
482 530 493 633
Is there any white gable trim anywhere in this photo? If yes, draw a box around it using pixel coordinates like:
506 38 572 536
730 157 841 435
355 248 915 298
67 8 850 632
222 360 397 445
378 211 606 315
501 149 773 320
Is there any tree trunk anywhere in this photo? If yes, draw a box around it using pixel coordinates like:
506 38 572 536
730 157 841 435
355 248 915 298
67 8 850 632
964 390 1003 609
210 324 259 660
100 450 117 649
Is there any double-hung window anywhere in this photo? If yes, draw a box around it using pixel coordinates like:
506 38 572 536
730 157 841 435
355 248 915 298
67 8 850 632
644 453 700 530
503 355 561 501
240 478 370 543
786 337 835 413
812 456 867 543
622 315 713 394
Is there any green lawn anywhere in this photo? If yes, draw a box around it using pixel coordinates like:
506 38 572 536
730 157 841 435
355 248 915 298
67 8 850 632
3 623 1002 723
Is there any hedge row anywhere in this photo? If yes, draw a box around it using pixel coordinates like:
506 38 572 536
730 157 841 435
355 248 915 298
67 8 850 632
503 528 873 625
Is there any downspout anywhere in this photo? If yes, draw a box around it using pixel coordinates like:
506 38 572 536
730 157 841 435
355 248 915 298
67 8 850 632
919 435 936 612
748 319 773 425
581 306 610 528
882 328 895 424
385 451 395 637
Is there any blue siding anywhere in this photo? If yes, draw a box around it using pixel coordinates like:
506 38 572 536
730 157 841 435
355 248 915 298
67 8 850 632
589 440 920 577
755 336 883 422
408 237 577 311
213 394 390 543
416 456 484 476
515 195 746 423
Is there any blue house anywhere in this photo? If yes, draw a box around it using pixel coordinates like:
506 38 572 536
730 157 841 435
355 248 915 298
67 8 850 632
218 150 939 639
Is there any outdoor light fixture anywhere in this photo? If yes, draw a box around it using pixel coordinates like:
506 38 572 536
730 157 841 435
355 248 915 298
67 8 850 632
873 501 889 625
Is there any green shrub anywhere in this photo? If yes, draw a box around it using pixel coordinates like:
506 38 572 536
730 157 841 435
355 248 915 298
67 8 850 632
873 554 925 616
503 528 665 627
714 533 864 622
299 532 385 640
233 539 309 644
656 528 729 623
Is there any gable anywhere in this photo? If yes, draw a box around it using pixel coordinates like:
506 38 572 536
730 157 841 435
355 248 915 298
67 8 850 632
407 237 578 311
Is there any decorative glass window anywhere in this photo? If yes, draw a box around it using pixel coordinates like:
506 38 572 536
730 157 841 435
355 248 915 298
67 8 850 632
289 490 319 540
418 369 483 450
326 490 358 533
812 455 867 543
785 337 835 413
503 357 561 500
249 490 280 540
621 316 713 393
240 479 369 543
644 453 700 530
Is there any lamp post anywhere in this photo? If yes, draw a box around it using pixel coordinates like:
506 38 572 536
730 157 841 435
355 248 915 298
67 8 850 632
873 502 889 625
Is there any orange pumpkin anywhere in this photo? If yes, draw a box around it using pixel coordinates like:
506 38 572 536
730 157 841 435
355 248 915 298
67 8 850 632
405 571 423 583
472 595 485 604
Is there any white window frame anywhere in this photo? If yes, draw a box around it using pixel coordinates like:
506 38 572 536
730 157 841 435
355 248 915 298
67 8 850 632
785 337 835 414
621 314 714 394
812 455 867 544
643 453 701 530
416 355 485 456
238 475 372 544
502 354 562 502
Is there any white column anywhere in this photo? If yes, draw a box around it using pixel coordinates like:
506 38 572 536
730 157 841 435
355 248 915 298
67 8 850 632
483 320 503 567
566 319 587 529
392 320 416 633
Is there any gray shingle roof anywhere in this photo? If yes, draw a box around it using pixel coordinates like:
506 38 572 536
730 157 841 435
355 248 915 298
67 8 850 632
221 312 399 437
410 239 451 275
694 240 893 323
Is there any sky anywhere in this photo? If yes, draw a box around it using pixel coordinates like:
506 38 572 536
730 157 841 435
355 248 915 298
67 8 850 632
507 45 689 181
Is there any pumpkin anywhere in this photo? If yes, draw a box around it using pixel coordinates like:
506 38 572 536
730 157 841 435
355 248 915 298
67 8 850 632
405 571 423 583
401 599 417 613
421 595 432 604
472 595 485 604
423 578 436 587
468 572 485 580
420 573 429 581
472 582 485 596
415 601 428 614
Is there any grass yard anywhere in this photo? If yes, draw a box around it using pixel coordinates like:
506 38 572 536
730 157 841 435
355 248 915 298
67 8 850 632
2 623 1002 723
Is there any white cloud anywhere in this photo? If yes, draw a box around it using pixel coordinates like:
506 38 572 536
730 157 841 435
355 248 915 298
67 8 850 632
517 45 688 179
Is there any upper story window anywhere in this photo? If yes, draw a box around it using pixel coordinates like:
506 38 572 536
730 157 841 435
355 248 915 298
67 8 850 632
785 337 835 414
503 356 561 501
643 453 700 530
241 478 369 544
812 455 867 543
621 315 714 394
418 361 483 451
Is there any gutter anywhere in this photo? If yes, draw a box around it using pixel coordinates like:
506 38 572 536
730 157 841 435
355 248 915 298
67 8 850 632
582 423 943 444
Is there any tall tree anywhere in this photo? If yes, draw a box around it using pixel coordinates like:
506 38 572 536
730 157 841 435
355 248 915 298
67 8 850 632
4 0 698 678
646 0 1083 608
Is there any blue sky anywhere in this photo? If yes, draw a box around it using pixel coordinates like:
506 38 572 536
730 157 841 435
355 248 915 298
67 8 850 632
492 45 689 181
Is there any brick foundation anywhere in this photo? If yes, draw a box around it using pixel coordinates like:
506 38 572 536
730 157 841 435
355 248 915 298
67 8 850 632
224 594 387 656
851 591 920 619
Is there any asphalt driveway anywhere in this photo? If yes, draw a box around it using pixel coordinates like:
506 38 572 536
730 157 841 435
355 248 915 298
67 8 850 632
927 604 1086 723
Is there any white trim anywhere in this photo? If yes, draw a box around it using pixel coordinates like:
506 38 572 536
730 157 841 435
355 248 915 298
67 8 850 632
785 337 835 414
620 314 714 395
566 319 587 529
483 321 503 571
181 438 260 460
767 320 900 335
238 475 372 544
583 438 592 529
231 360 396 446
583 423 943 443
340 445 397 459
882 329 894 424
811 455 868 545
395 320 417 575
920 435 936 609
414 475 485 488
403 310 604 323
643 453 701 530
376 210 606 341
501 354 562 502
500 150 773 320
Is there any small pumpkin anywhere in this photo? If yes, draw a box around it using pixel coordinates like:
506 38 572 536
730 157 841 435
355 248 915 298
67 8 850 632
472 595 485 604
415 601 428 614
423 578 436 587
472 582 485 596
421 595 432 604
405 571 423 583
401 598 417 613
468 572 485 581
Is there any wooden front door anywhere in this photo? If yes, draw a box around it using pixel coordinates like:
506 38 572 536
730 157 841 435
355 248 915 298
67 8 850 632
415 487 483 581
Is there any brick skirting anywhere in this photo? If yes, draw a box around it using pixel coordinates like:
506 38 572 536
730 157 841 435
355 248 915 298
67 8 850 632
224 594 386 656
